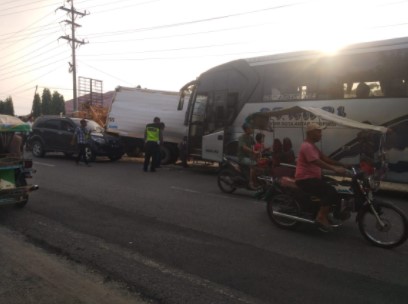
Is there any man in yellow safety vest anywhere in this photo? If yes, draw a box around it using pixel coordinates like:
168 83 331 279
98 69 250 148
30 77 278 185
143 117 163 172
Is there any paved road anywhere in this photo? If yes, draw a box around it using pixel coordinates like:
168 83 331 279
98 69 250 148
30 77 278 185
1 155 407 304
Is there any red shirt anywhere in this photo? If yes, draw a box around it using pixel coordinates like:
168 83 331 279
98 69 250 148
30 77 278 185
295 140 322 180
253 142 264 153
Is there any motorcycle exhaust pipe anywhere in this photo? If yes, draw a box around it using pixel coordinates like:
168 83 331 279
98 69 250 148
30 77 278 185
29 185 39 192
272 211 316 224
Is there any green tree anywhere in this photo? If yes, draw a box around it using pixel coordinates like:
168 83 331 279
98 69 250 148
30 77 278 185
50 91 66 115
32 93 42 118
41 89 52 115
0 96 15 115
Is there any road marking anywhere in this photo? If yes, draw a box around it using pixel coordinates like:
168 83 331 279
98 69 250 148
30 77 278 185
34 161 55 167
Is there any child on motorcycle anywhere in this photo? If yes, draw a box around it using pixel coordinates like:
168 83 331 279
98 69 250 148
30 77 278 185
238 123 260 190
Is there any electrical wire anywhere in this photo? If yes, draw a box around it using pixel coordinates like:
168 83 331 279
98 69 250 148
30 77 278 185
77 60 134 86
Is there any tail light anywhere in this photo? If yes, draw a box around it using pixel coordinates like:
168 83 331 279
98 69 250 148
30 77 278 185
24 160 33 169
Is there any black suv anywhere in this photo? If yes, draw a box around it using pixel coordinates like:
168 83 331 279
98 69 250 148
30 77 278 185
28 116 124 161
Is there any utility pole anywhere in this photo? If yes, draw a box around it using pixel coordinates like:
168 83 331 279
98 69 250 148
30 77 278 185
57 0 88 113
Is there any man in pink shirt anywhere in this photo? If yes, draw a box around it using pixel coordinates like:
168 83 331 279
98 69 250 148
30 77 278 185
295 123 348 230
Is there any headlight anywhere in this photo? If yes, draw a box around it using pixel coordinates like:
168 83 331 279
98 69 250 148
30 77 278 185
91 136 106 144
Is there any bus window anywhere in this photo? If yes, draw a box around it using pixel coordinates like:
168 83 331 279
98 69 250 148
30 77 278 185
191 94 208 123
177 94 185 111
344 81 383 98
381 78 408 97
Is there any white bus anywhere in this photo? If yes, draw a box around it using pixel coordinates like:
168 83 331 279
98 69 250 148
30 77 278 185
178 36 408 183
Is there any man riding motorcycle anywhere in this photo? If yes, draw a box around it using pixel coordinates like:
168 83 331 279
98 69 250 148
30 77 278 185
295 123 349 231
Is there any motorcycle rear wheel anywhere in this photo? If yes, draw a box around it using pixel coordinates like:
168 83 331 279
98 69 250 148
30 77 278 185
267 194 301 229
358 200 408 249
217 169 237 194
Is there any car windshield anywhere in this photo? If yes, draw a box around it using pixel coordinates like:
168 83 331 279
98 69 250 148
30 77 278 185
73 119 104 133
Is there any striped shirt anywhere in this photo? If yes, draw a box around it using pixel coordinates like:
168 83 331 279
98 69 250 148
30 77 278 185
74 126 89 144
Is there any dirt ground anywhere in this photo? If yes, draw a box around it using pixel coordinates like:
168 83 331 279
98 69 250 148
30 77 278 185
0 226 148 304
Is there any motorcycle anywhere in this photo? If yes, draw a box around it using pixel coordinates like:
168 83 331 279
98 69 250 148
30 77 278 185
0 115 38 208
217 154 271 193
244 106 408 248
257 164 407 248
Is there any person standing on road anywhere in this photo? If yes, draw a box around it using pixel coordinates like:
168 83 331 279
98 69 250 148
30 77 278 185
71 119 91 166
143 117 163 172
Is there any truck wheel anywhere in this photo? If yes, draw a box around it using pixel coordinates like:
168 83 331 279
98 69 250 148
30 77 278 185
169 145 179 163
160 145 172 165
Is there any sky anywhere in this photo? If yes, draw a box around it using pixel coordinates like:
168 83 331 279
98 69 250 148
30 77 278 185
1 0 408 115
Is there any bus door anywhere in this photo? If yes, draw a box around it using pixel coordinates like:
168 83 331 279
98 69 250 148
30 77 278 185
188 90 231 160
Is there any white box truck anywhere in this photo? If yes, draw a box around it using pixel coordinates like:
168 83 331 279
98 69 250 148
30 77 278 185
106 87 188 164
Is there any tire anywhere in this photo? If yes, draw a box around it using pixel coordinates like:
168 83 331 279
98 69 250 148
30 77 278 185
358 200 408 248
217 169 237 194
267 194 301 229
160 145 172 165
15 196 29 208
15 172 28 208
85 146 96 162
169 145 179 164
32 140 45 157
109 155 122 161
126 146 142 157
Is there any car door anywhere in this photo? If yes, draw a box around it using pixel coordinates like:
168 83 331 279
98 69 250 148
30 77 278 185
41 119 61 150
59 119 76 153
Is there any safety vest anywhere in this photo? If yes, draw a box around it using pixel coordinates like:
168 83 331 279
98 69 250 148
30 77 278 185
146 125 160 142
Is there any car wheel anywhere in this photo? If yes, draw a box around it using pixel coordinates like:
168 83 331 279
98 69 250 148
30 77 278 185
32 140 45 157
85 146 96 162
64 152 74 158
109 155 122 161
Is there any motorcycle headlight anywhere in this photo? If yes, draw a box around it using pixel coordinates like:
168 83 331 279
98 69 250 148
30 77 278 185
91 136 106 144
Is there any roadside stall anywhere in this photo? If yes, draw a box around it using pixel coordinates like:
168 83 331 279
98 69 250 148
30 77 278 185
0 114 38 208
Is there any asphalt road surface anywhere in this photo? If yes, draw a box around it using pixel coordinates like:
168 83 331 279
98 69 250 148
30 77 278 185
1 154 407 304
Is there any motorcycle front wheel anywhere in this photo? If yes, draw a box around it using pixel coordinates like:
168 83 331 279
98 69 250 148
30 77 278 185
267 194 301 229
217 169 237 194
358 200 408 249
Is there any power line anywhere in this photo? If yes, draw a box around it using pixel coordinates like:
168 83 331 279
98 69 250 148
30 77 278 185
0 24 60 41
1 62 67 96
0 0 58 12
77 60 134 86
87 21 279 44
79 41 243 57
1 49 69 74
0 29 62 45
86 3 304 38
0 55 71 81
0 2 61 17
